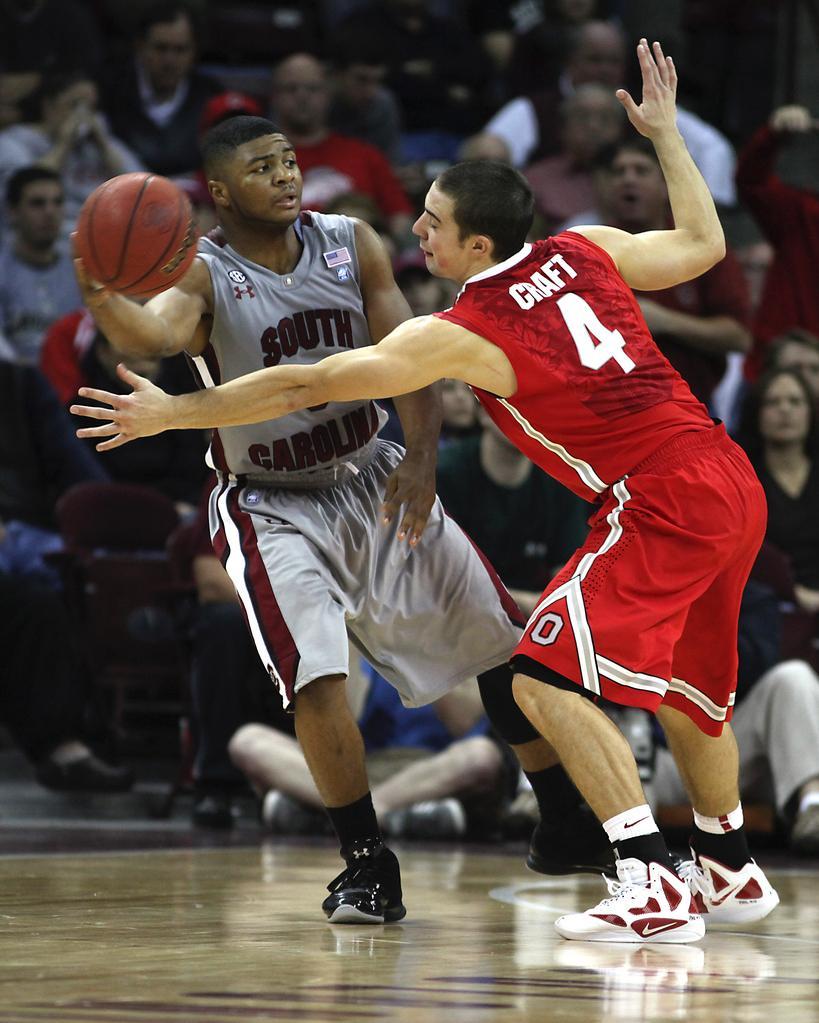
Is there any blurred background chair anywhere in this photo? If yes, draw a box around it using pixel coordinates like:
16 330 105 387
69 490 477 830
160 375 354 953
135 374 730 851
54 481 194 756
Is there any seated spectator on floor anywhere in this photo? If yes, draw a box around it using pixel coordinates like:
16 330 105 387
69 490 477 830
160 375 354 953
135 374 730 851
0 566 133 793
0 357 107 586
483 19 737 207
270 53 414 248
654 578 819 855
100 3 222 179
737 367 819 618
736 105 819 379
523 83 625 235
0 167 80 365
0 75 144 240
436 406 591 620
41 311 207 516
328 42 403 162
598 136 752 408
230 666 513 841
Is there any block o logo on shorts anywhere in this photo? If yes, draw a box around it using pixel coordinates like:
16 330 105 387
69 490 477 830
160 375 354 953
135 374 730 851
530 611 564 646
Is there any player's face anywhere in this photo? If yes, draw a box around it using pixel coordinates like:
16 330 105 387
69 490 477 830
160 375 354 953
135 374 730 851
412 183 473 283
222 134 303 227
759 374 812 447
776 343 819 400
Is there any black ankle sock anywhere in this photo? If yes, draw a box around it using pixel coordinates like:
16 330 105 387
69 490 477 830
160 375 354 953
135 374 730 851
616 832 676 873
327 793 380 853
693 825 750 869
525 765 581 822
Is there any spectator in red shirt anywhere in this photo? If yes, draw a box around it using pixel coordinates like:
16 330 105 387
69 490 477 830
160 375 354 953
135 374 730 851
600 136 751 406
270 53 414 247
40 308 207 513
736 105 819 379
524 83 625 235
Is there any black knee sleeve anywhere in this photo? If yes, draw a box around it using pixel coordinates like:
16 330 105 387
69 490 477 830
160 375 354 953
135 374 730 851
478 664 540 746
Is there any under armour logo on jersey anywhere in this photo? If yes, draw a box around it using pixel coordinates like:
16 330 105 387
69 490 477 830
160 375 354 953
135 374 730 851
234 284 256 300
351 846 371 859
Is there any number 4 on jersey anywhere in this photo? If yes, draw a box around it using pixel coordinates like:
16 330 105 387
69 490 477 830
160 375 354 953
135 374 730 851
557 293 636 374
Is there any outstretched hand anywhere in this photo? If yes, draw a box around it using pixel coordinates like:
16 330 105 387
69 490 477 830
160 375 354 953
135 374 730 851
616 38 678 140
70 363 174 451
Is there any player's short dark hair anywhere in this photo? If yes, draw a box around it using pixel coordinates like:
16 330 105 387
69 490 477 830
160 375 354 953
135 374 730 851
6 166 62 207
201 115 284 176
737 366 819 462
435 160 534 262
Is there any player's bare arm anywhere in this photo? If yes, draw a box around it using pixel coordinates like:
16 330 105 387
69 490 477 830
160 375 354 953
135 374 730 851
354 217 443 542
574 39 725 291
74 254 213 358
71 317 516 450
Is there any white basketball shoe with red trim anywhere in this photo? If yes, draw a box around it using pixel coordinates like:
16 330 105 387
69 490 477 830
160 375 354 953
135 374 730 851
555 858 705 943
678 851 779 925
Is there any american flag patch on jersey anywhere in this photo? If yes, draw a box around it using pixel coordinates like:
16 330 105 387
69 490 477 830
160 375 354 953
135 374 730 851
323 247 351 268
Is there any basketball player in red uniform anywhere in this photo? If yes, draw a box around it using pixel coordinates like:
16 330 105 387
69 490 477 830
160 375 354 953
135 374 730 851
74 40 779 942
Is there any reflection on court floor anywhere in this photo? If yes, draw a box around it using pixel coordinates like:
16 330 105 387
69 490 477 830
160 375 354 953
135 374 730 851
1 841 817 1023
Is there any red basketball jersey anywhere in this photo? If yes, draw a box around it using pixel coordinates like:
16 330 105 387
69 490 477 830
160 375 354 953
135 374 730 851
436 231 714 501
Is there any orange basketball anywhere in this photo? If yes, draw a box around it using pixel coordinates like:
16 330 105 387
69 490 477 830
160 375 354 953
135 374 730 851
74 172 197 298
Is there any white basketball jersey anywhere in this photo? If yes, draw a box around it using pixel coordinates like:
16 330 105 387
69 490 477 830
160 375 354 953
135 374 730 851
193 212 386 485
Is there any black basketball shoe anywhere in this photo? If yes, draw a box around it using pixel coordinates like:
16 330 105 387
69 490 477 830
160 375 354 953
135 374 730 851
527 803 617 878
322 838 406 924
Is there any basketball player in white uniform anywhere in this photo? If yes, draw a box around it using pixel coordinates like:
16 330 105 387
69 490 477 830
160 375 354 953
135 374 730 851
74 116 557 923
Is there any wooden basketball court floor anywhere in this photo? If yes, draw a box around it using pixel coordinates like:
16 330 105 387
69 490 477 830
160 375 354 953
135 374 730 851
3 838 819 1023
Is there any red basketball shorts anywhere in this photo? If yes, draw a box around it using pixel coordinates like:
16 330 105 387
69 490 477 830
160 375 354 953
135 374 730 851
513 425 767 736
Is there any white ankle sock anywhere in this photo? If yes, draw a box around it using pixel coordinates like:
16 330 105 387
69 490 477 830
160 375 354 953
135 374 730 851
603 804 658 844
694 804 743 834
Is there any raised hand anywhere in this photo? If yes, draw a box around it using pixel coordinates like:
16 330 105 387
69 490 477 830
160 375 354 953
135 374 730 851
70 363 174 451
616 39 678 140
